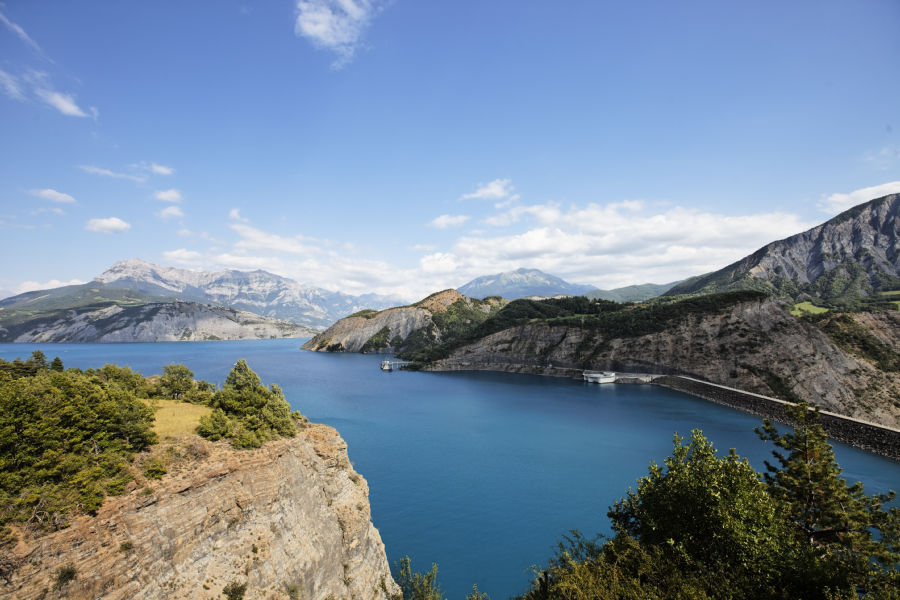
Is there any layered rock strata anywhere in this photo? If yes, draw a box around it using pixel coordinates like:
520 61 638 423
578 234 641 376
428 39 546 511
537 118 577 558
1 424 398 600
427 299 900 428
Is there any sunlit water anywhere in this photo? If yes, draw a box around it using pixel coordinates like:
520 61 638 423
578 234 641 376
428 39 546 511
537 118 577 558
2 339 898 598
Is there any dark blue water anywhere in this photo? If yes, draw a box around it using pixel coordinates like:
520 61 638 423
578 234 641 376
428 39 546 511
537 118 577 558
3 340 899 598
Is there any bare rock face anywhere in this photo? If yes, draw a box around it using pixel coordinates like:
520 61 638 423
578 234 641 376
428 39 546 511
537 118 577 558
8 302 315 342
429 299 900 428
302 306 432 352
1 425 399 600
302 289 502 354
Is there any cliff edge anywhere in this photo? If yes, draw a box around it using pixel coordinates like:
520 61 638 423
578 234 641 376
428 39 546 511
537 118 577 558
1 424 399 600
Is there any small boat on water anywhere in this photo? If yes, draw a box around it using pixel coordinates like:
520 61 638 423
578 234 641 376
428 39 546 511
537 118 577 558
584 371 616 384
380 360 393 371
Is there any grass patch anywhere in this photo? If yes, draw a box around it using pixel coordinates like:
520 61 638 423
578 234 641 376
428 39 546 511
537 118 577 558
790 301 829 317
145 398 211 439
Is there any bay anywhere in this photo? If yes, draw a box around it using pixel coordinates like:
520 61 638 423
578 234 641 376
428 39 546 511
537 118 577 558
2 339 898 598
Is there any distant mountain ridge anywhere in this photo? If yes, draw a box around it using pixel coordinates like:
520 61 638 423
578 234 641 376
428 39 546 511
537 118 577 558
94 259 401 329
585 281 679 303
0 259 404 342
458 268 595 299
666 194 900 300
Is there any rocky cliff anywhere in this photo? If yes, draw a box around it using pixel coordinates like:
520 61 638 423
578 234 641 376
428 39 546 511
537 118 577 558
1 424 399 600
1 301 314 342
427 299 900 428
667 193 900 299
302 290 505 355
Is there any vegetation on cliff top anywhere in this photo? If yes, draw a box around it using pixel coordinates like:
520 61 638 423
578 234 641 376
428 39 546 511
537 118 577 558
196 359 300 448
0 353 301 550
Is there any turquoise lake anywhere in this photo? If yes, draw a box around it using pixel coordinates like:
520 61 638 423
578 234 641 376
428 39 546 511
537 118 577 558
2 339 899 598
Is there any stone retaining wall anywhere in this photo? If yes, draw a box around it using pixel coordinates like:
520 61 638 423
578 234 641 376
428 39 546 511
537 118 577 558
655 375 900 461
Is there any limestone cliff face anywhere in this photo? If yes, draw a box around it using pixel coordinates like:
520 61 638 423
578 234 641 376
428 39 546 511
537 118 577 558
302 306 432 353
428 299 900 428
1 425 399 600
5 301 315 342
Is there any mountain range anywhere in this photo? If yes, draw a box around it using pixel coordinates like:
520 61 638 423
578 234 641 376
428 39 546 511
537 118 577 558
0 259 403 342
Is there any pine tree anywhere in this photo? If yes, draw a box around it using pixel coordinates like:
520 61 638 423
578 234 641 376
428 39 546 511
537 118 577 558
756 403 900 594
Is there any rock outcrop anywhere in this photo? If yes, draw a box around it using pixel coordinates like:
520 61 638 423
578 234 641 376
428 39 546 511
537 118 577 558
1 424 399 600
2 301 315 342
302 290 505 354
427 299 900 428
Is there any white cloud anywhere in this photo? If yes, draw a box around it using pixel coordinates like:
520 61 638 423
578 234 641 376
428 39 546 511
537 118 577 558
30 188 76 203
78 165 147 183
461 178 515 200
428 214 470 229
294 0 387 68
154 189 182 202
409 243 437 252
229 208 249 222
0 10 42 54
149 163 175 175
818 181 900 214
0 69 24 100
158 206 184 220
33 87 89 118
85 217 131 234
14 278 85 295
230 223 316 255
163 248 204 264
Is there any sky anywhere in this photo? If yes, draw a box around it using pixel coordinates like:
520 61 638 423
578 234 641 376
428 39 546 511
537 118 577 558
1 0 899 301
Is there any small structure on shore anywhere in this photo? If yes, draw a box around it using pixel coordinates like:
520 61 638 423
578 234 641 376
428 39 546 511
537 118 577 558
380 360 410 371
584 371 616 384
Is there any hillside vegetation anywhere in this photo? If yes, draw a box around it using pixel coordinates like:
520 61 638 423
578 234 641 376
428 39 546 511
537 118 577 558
0 353 301 552
401 290 767 364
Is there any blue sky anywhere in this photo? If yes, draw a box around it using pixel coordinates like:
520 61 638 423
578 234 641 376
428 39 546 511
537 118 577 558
1 0 899 300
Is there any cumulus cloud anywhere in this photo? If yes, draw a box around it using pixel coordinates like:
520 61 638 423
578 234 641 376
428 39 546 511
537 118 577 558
818 181 900 214
154 189 182 202
428 214 470 229
85 217 131 234
78 165 147 183
158 206 184 220
30 188 76 203
294 0 387 68
151 192 820 301
461 178 516 201
14 278 85 295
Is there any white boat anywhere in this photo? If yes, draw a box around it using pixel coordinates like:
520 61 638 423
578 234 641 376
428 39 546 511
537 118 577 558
584 371 616 384
380 360 393 371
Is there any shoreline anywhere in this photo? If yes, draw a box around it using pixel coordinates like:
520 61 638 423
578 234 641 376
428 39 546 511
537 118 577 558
422 362 900 462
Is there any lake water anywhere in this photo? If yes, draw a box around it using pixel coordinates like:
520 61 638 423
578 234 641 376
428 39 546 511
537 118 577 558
2 339 899 599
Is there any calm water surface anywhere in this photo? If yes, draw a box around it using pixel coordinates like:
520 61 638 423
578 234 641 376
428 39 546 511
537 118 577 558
2 340 899 599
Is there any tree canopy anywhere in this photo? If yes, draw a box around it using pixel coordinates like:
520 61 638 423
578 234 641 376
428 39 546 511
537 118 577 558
516 413 899 600
196 359 297 448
